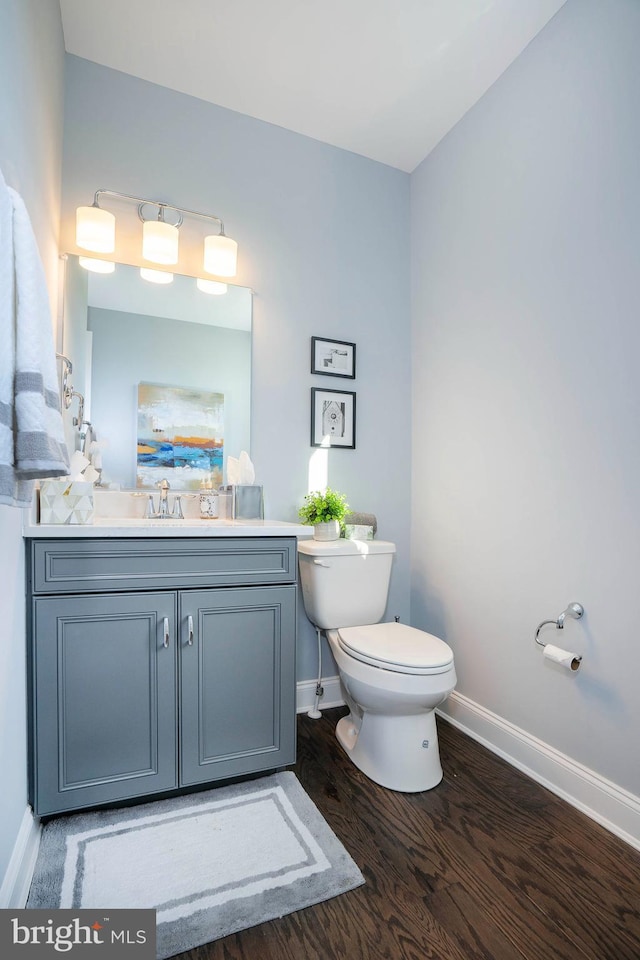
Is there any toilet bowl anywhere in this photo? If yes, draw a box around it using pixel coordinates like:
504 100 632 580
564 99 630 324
328 622 456 791
297 538 456 792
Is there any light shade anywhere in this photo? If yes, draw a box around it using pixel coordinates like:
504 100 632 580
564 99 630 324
76 206 115 253
196 278 228 296
78 257 115 274
143 220 179 265
204 234 238 278
140 267 173 284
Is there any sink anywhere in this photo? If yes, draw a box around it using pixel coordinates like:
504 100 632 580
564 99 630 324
92 517 234 527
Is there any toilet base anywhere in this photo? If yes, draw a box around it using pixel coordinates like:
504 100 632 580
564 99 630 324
335 709 443 792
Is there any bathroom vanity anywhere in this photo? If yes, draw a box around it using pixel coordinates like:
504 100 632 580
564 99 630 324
25 523 306 816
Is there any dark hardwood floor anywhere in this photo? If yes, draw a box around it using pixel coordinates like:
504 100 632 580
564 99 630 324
184 707 640 960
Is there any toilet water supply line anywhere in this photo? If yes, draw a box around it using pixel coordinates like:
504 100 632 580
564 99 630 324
307 616 400 719
308 626 324 720
534 602 584 672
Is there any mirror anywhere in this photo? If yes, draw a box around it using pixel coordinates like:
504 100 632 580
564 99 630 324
62 256 252 490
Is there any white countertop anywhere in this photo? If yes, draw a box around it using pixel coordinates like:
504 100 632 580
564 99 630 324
24 517 312 538
25 488 313 538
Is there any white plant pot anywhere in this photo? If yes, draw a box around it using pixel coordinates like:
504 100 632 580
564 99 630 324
313 520 340 541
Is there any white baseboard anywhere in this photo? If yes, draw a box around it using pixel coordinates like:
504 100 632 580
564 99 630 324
296 675 345 715
0 808 41 908
438 691 640 851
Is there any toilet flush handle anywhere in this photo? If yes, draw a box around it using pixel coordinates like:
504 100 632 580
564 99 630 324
313 558 331 567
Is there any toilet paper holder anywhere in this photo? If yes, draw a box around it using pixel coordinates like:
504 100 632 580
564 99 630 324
534 602 584 664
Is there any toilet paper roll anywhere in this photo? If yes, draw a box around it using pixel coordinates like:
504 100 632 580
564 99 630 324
543 643 582 672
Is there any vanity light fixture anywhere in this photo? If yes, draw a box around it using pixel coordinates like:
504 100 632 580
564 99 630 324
75 204 115 253
78 256 115 274
75 189 238 277
203 234 237 278
140 267 174 284
196 277 228 295
142 216 180 265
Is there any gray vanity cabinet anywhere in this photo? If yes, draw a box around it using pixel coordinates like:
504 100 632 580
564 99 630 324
27 537 297 816
31 592 179 814
179 586 296 785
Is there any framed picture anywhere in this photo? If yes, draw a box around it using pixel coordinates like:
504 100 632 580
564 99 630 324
136 382 224 489
311 337 356 379
311 387 356 449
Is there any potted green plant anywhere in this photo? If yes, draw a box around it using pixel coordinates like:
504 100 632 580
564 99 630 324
298 488 349 541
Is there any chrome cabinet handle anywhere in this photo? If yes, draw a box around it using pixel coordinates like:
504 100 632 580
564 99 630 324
163 617 170 648
187 615 194 646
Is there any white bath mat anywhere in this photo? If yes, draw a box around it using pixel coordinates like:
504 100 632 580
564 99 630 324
27 772 364 958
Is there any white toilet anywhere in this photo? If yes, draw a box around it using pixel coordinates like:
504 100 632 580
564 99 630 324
297 538 456 792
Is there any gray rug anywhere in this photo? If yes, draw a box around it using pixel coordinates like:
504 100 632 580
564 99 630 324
27 772 364 958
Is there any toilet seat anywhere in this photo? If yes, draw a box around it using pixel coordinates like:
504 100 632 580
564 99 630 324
337 622 454 675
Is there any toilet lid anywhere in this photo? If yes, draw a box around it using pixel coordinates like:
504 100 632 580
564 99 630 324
337 622 454 675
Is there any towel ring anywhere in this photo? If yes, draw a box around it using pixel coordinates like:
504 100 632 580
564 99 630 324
56 354 73 409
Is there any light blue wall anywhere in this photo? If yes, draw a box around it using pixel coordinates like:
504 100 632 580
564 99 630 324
61 57 412 679
0 0 65 898
411 0 640 795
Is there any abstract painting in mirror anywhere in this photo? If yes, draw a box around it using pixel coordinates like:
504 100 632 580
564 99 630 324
62 256 252 490
137 382 224 490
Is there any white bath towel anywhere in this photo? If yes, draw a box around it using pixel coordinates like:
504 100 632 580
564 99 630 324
0 169 69 507
0 168 28 506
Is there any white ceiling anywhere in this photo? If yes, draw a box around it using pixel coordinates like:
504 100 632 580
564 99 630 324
59 0 567 173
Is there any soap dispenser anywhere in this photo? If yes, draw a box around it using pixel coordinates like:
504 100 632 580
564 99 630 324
199 478 219 518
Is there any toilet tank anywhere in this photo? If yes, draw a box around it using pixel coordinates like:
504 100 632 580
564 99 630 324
297 539 396 630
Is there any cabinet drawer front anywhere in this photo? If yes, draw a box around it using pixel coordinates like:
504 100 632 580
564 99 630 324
30 538 297 593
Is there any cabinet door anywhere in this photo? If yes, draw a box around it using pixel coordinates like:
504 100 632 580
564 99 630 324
31 592 177 816
180 586 296 785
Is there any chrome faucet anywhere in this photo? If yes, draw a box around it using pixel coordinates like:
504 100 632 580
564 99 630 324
157 478 170 517
145 479 184 519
